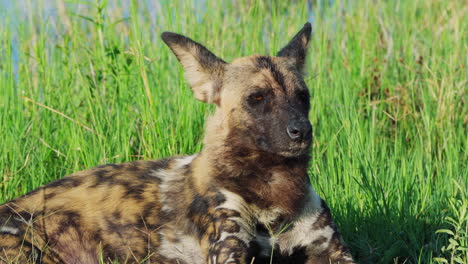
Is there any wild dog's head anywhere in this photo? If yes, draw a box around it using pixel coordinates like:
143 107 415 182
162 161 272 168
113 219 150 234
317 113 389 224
162 23 312 158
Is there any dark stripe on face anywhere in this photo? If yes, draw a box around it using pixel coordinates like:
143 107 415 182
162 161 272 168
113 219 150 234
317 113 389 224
255 56 287 93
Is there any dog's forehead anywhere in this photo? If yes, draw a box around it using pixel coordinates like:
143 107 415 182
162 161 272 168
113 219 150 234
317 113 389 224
229 55 288 70
225 55 300 92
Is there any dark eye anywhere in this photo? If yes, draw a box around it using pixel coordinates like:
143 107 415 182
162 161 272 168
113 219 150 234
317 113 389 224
248 92 266 106
254 95 264 101
297 90 310 103
296 90 310 110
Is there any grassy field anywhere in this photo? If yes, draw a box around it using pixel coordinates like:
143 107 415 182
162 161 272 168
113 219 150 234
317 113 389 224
0 0 467 263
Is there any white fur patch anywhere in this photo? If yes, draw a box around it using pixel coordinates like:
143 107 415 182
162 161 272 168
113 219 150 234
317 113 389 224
0 226 19 235
254 206 284 227
276 187 333 255
152 155 197 212
215 190 255 243
158 233 204 264
176 155 198 167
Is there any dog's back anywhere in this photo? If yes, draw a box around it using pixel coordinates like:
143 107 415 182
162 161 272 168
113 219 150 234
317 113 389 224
0 157 206 263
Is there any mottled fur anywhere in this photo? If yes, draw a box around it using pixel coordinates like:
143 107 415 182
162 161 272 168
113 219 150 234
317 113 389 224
0 23 354 264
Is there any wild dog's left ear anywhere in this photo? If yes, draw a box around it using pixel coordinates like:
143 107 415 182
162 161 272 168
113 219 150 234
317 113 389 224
276 22 312 71
161 32 226 105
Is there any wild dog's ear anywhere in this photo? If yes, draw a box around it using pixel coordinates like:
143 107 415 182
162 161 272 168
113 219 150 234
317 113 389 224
161 32 226 105
276 22 312 71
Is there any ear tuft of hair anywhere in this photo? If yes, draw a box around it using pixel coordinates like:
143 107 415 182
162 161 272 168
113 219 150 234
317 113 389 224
276 22 312 71
161 32 226 105
161 31 186 46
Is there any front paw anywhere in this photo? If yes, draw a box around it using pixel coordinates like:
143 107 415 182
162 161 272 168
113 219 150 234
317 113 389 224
209 236 249 264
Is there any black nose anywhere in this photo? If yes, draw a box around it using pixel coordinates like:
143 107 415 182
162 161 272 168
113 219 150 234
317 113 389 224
287 120 312 141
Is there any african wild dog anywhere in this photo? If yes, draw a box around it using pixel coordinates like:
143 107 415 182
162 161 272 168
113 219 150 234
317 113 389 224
0 23 354 264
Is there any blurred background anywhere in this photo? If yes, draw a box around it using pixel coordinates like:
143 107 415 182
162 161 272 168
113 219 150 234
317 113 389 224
0 1 466 263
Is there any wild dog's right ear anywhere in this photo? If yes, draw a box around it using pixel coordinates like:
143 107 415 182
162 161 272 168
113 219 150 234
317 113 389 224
276 23 312 72
161 32 226 105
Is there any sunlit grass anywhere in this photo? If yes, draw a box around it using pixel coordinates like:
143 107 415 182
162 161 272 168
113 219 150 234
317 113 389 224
0 0 466 263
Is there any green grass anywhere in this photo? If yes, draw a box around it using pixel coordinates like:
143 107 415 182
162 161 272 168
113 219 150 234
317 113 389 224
0 0 466 263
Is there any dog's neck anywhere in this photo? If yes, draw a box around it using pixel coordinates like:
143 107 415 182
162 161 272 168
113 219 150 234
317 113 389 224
191 118 311 218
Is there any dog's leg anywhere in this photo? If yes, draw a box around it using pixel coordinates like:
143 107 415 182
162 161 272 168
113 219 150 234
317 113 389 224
277 188 355 264
302 202 354 264
207 233 251 264
189 190 255 264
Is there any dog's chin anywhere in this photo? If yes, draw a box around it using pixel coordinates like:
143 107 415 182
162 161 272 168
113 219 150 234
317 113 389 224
277 146 310 158
259 142 311 158
254 137 311 158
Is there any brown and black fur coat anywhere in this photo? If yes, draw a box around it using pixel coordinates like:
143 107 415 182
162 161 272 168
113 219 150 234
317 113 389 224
0 23 355 264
